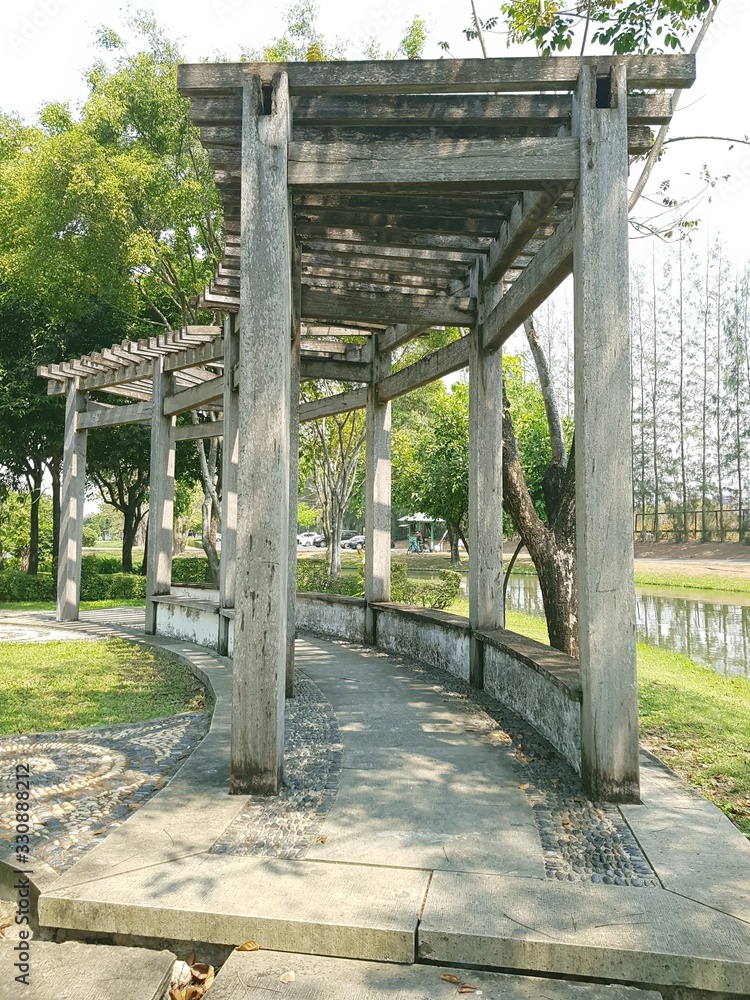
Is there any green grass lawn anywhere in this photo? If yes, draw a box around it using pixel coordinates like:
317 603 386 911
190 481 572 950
0 599 146 613
0 638 207 735
632 567 750 596
447 598 750 838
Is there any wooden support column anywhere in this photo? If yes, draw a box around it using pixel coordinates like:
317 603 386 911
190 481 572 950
232 71 292 795
364 334 392 645
145 356 176 635
219 314 239 656
573 64 640 802
57 381 88 623
287 246 301 697
468 264 505 686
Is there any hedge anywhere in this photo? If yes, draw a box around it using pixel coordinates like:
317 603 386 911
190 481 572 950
171 557 211 584
296 558 461 610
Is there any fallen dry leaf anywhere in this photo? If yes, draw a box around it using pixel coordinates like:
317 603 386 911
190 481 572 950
315 835 327 844
279 970 296 984
518 783 529 791
459 985 477 994
441 973 460 983
0 919 13 938
236 940 260 952
191 963 214 983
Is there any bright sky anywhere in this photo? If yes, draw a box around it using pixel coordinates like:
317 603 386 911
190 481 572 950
1 0 748 260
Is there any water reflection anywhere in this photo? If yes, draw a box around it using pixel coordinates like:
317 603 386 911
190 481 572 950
503 574 750 678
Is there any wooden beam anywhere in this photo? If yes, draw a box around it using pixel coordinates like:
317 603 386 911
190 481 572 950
302 252 465 280
300 239 483 266
174 419 224 441
377 335 470 402
291 91 673 127
301 287 475 328
300 357 372 382
482 215 574 352
297 226 491 255
483 190 565 286
78 401 152 430
163 338 225 372
288 137 580 190
380 324 432 352
163 375 224 416
177 55 696 97
303 266 453 292
295 205 503 237
299 386 368 422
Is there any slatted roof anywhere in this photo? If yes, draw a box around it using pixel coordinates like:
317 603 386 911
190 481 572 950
39 56 696 401
177 55 695 326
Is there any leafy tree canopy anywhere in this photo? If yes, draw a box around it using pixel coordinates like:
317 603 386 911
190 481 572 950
496 0 714 54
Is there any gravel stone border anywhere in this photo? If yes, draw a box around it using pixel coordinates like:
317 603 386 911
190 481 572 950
212 674 343 859
0 712 209 874
304 632 659 888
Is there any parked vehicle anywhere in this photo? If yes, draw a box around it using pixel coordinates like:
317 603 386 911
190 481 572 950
296 531 317 546
312 533 327 547
341 534 365 550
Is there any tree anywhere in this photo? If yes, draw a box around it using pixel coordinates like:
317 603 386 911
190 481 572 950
499 0 715 55
300 383 366 579
86 423 151 572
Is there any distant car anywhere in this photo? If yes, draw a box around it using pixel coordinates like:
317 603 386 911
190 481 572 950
312 533 327 547
341 534 365 550
297 531 317 546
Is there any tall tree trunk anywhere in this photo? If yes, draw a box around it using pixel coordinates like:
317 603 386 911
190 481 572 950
678 244 689 542
122 505 139 573
446 523 461 566
701 242 710 541
651 252 661 541
202 494 220 586
716 245 725 542
327 497 342 578
503 385 577 657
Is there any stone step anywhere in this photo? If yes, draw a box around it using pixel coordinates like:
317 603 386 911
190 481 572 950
208 951 662 999
419 872 750 998
0 940 174 1000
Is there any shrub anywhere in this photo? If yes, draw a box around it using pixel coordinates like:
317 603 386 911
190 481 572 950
171 557 210 584
297 558 334 593
80 573 146 601
390 562 461 610
0 571 56 602
81 554 122 575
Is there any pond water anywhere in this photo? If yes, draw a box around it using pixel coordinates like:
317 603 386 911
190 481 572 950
409 568 750 678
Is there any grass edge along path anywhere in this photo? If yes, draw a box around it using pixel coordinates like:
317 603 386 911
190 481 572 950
453 601 750 840
0 637 207 735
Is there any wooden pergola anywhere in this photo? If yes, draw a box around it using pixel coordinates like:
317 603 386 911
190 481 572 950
40 55 696 804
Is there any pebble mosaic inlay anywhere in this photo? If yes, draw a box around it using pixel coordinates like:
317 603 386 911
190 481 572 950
0 713 208 874
212 674 343 859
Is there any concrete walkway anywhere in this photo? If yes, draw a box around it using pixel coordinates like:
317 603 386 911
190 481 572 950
3 612 750 996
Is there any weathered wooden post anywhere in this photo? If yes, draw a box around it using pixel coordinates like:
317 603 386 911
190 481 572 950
57 381 88 623
365 335 392 644
145 356 176 635
468 265 505 687
219 313 239 656
287 246 301 697
232 71 292 795
573 64 640 802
